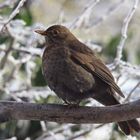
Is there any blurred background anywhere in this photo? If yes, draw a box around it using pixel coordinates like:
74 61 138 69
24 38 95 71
0 0 140 140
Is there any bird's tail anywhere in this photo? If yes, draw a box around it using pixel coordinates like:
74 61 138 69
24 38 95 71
93 90 140 135
118 120 140 135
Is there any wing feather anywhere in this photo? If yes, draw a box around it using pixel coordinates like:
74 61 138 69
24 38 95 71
70 49 124 98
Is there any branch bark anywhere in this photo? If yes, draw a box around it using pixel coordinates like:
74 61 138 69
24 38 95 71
0 100 140 124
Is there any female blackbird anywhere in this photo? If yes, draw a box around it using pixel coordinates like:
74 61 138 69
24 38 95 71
35 25 140 135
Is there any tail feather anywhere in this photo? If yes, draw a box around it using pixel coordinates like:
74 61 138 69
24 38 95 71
118 121 130 135
127 119 140 132
93 90 140 135
118 119 140 135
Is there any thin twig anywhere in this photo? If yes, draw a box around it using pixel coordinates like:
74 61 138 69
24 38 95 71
120 61 140 77
0 0 16 9
88 0 125 28
36 124 77 140
0 46 42 56
0 38 14 69
68 127 93 140
70 0 100 29
115 0 139 64
125 81 140 102
40 121 47 132
0 0 27 32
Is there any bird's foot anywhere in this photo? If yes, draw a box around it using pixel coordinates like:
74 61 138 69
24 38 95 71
63 100 80 108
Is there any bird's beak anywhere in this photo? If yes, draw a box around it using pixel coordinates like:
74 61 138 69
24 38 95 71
35 29 47 36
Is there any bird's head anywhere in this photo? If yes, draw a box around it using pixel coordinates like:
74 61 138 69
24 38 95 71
35 25 76 45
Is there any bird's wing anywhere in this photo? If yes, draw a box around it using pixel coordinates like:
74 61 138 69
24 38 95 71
70 49 124 98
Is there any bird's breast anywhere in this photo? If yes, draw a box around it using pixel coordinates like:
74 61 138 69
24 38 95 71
42 47 95 94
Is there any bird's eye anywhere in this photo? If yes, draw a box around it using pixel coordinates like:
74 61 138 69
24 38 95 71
52 30 59 36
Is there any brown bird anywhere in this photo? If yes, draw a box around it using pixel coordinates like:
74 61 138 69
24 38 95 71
35 25 140 135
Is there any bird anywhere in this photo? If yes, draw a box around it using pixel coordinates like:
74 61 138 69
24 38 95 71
35 25 140 135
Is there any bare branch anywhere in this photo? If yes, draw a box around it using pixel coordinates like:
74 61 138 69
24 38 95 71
125 81 140 102
0 38 14 69
115 0 139 64
88 0 125 28
0 0 16 9
0 46 42 56
120 60 140 77
0 100 140 123
68 126 92 140
0 0 27 32
70 0 100 29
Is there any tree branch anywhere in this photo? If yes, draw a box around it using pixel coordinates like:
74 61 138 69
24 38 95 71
0 100 140 124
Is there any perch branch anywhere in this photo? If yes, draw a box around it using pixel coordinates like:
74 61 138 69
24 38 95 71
0 100 140 123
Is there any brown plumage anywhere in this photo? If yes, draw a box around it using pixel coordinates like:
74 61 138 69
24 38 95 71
35 25 140 135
